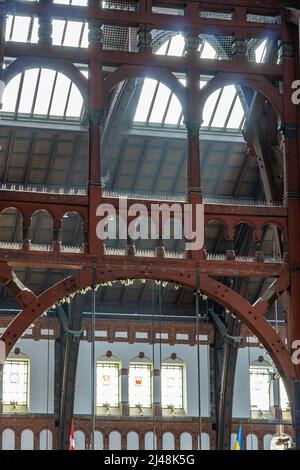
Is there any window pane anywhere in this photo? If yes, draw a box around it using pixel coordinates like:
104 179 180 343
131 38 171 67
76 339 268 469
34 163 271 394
49 73 71 116
129 364 151 408
202 89 220 127
10 16 31 42
148 83 171 123
3 360 29 406
97 363 119 407
52 19 66 46
33 69 56 115
156 39 169 55
226 96 244 129
71 0 88 5
250 367 271 411
164 94 182 125
167 34 185 57
81 23 89 48
279 378 290 411
255 40 267 63
30 18 39 43
161 365 183 408
211 85 236 128
18 69 39 114
2 74 21 113
65 84 83 118
200 41 217 59
63 21 83 47
5 15 13 41
134 78 157 122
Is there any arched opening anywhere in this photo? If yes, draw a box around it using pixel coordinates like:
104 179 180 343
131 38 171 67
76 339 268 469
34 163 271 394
92 431 104 450
2 68 85 121
233 222 256 259
161 355 185 417
100 213 127 254
30 210 53 250
180 432 192 450
199 432 210 450
74 430 85 450
96 353 121 416
162 432 175 450
21 429 34 450
261 223 284 261
3 351 30 413
2 429 15 450
39 429 53 450
144 431 157 450
0 207 23 249
1 65 89 194
109 431 121 450
246 433 259 450
205 220 229 257
128 354 152 417
127 431 139 450
61 211 84 252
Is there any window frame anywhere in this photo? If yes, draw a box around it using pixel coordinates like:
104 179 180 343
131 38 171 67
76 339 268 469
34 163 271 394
96 360 121 409
128 362 153 409
249 364 272 414
161 363 184 410
2 358 30 410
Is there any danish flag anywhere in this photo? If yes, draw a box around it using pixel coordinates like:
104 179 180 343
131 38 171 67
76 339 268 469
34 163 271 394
69 419 75 450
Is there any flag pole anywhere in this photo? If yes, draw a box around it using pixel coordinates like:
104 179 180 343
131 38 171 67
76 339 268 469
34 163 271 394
91 259 97 450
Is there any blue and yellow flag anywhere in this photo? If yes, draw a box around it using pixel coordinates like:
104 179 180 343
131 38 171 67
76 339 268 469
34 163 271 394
234 423 243 450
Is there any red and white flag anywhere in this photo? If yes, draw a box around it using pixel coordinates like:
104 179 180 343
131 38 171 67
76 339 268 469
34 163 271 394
69 419 75 450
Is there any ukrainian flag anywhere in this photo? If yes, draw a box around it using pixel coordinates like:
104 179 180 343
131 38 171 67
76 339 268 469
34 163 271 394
234 423 244 450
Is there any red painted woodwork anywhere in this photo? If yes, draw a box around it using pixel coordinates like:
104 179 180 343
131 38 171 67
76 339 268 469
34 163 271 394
0 0 299 410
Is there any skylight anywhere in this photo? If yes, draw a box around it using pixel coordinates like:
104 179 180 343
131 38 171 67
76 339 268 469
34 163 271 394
54 0 88 5
133 33 267 132
5 16 39 43
1 68 84 120
5 15 89 48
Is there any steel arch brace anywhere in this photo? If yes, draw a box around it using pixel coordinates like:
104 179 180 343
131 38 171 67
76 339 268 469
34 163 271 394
0 261 36 308
0 264 296 386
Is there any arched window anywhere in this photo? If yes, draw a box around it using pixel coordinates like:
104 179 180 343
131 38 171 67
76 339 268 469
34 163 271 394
21 429 34 450
109 431 121 450
129 356 152 410
246 433 259 450
162 432 175 450
127 431 139 450
74 430 85 450
279 378 290 412
180 432 192 450
3 353 30 412
144 431 157 450
161 356 185 414
250 359 272 418
39 429 53 450
2 429 15 450
96 354 121 412
2 68 85 122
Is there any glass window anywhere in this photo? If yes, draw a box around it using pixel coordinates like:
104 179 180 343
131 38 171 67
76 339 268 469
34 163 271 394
250 366 271 412
279 378 290 411
161 364 183 408
2 68 84 121
129 364 151 408
3 360 29 406
97 362 119 407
